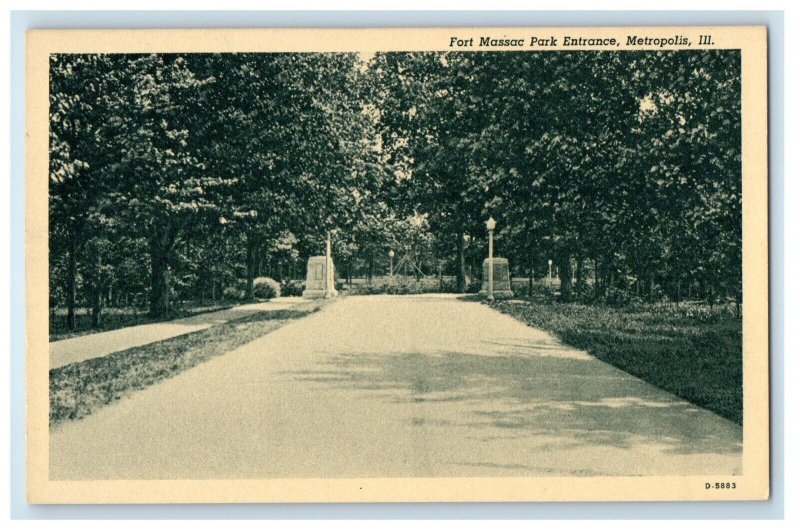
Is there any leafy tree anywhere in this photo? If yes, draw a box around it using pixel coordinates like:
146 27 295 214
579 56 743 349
50 54 119 327
49 49 742 327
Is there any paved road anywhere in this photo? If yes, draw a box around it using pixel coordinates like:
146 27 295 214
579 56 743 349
49 298 305 369
50 294 742 479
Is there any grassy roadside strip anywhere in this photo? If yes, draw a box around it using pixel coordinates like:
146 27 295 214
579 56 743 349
50 299 328 427
487 300 743 425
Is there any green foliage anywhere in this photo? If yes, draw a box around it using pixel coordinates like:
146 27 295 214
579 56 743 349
49 50 742 328
252 277 281 299
222 285 244 301
281 280 305 297
342 275 479 295
374 50 741 305
50 52 378 321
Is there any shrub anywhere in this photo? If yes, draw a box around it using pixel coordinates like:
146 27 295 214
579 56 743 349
438 278 458 293
253 277 281 299
222 285 244 301
348 282 388 295
511 278 553 299
281 280 305 297
465 277 481 294
604 285 633 306
575 286 596 304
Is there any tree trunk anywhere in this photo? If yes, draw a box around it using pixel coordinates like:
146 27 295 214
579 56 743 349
91 287 102 327
65 235 77 330
245 237 256 300
149 224 171 318
575 256 584 294
557 251 572 302
593 258 600 300
91 253 103 327
456 231 466 293
528 263 534 297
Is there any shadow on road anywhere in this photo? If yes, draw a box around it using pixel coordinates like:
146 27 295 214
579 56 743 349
285 346 743 458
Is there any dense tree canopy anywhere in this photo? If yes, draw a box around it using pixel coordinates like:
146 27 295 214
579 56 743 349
372 50 741 304
50 50 742 327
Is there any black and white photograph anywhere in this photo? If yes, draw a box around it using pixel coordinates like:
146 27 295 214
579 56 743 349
24 26 770 503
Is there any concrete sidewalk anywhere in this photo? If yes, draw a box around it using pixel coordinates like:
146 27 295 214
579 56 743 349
50 294 742 479
49 298 305 369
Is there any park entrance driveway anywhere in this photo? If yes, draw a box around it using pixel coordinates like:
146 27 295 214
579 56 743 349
50 294 742 479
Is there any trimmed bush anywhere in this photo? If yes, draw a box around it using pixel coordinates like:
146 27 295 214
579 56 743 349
465 277 482 294
222 285 244 301
253 277 281 299
511 278 553 299
344 275 498 296
281 280 305 297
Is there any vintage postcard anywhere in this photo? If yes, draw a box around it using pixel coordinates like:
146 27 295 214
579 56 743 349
26 26 769 503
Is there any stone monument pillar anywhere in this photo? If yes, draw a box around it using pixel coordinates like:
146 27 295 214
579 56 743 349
302 232 338 299
479 257 514 299
302 256 338 299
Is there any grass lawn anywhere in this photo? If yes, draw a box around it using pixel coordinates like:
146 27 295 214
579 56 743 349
488 299 743 425
50 299 327 426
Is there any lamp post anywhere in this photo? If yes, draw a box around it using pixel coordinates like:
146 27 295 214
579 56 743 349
548 259 553 293
324 230 334 299
326 230 332 269
486 217 496 301
388 249 395 277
